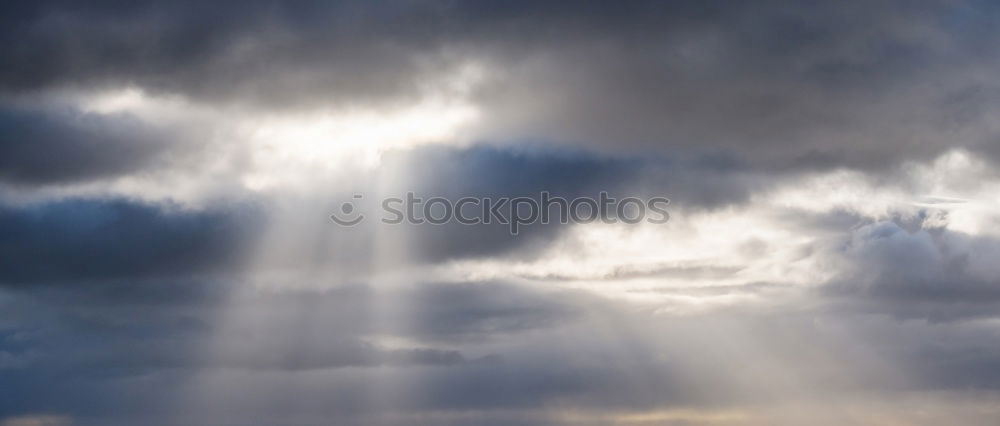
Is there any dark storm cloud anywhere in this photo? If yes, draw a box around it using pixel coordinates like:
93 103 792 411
0 279 217 420
471 0 1000 168
0 280 576 423
0 104 181 185
5 0 1000 168
0 198 265 286
0 0 460 106
0 196 268 403
388 144 759 209
379 146 642 262
5 271 1000 424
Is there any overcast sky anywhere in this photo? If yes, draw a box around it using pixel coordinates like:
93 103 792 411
3 1 1000 425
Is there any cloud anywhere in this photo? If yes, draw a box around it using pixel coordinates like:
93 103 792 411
0 104 183 186
3 2 1000 425
0 280 581 423
5 1 1000 170
822 220 1000 321
0 198 264 286
0 1 997 169
0 0 465 107
467 1 1000 169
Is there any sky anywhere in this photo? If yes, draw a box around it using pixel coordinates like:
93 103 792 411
3 1 1000 425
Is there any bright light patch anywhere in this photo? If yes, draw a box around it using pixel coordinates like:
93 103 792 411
48 64 486 200
240 99 478 190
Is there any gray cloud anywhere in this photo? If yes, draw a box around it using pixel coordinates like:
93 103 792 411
5 1 1000 169
0 104 185 185
470 1 1000 169
245 144 764 280
821 220 1000 321
0 198 265 286
0 280 579 423
4 2 1000 425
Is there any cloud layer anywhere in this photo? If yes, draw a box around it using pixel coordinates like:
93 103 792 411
2 1 1000 425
